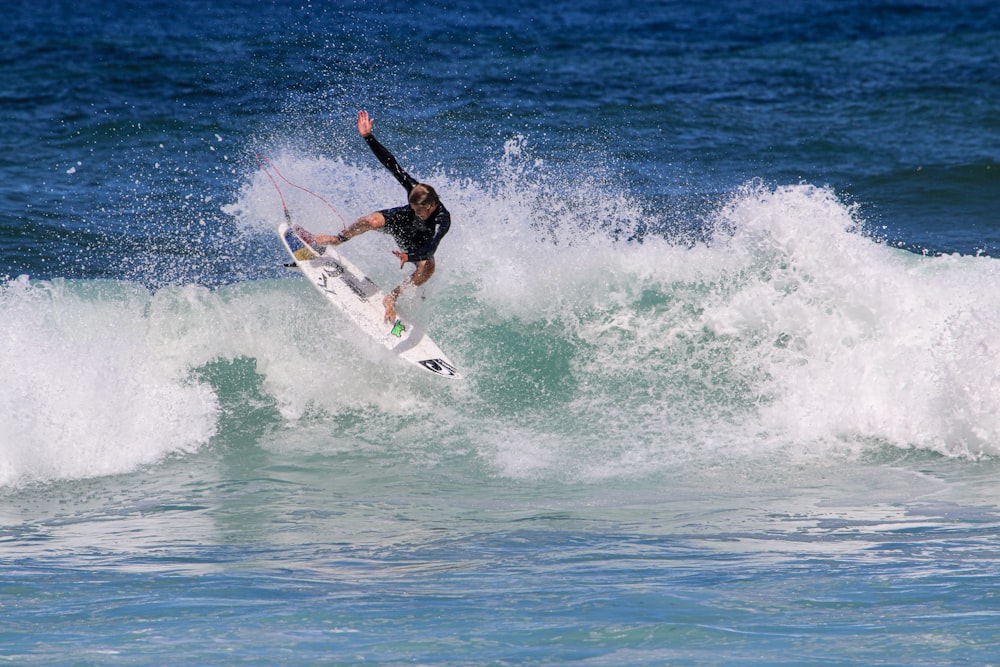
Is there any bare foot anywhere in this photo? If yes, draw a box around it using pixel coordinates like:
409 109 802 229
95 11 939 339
383 295 397 323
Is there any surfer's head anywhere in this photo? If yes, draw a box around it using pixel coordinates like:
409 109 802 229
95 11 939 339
409 184 439 220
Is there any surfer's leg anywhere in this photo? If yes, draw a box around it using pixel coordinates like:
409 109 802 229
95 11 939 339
383 258 435 322
409 257 436 287
316 212 385 246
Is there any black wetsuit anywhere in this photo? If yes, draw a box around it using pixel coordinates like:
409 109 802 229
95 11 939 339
364 134 451 263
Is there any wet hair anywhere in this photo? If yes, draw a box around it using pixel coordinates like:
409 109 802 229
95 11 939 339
408 183 439 207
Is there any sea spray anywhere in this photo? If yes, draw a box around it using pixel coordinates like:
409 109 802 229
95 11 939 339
0 277 218 487
227 151 1000 479
6 161 998 487
702 183 1000 459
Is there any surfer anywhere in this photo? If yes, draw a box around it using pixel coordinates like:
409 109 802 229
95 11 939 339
312 111 452 323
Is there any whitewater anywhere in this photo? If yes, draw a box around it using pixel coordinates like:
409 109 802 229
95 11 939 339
5 1 1000 660
5 147 1000 489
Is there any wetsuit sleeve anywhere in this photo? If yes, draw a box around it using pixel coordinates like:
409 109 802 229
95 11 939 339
364 134 417 194
407 207 451 263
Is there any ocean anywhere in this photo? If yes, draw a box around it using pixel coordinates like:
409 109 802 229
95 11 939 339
3 0 1000 664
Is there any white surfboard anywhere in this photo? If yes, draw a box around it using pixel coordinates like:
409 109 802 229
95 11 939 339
278 222 461 379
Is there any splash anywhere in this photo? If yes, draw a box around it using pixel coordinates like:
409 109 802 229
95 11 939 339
227 147 1000 476
0 273 463 487
701 183 1000 459
0 277 218 487
6 149 1000 487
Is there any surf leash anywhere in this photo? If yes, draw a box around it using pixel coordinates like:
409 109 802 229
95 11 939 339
255 154 349 231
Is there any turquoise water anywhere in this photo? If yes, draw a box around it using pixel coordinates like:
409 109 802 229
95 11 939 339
5 444 1000 663
3 0 1000 664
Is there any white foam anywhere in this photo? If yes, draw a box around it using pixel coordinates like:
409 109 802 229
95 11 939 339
0 273 456 487
697 183 1000 459
220 148 1000 478
0 277 218 487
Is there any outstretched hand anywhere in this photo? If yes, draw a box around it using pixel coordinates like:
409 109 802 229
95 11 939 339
357 110 373 138
392 250 408 268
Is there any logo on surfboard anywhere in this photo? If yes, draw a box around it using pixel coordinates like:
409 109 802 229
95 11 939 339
418 358 459 377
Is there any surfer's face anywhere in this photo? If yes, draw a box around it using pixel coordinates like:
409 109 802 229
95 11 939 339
410 201 437 221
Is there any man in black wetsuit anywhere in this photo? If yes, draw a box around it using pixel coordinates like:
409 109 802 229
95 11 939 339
313 111 451 323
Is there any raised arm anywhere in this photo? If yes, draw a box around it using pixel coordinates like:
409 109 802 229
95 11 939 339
357 110 417 193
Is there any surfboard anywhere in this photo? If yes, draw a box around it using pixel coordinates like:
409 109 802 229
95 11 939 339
278 222 461 379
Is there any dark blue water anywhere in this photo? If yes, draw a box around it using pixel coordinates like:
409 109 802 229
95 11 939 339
4 0 999 283
3 1 1000 664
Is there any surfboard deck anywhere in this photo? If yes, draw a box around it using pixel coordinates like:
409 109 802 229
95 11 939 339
278 222 461 379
